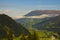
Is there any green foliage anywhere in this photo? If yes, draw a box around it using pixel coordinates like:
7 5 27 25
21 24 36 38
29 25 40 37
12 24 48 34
0 30 60 40
0 14 60 40
20 33 26 40
0 14 30 38
32 31 39 40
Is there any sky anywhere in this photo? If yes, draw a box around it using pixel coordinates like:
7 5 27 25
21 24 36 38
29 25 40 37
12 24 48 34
0 0 60 19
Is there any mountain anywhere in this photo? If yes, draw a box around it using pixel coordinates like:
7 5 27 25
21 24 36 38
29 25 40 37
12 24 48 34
33 15 60 35
0 14 30 38
15 10 60 35
25 10 60 16
16 10 60 27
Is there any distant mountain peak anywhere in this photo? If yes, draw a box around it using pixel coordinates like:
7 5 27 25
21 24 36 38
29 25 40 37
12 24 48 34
25 10 60 16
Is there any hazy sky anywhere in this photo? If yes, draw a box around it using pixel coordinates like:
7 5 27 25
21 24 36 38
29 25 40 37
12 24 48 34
0 0 60 19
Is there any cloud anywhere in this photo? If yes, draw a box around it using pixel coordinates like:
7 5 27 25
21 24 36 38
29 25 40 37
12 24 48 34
14 14 60 19
3 10 12 13
0 9 32 19
14 14 49 19
0 9 12 14
14 16 24 19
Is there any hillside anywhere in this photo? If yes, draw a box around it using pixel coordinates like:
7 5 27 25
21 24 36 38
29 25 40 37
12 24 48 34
16 14 60 35
33 15 60 35
0 14 30 38
16 10 60 30
16 10 60 24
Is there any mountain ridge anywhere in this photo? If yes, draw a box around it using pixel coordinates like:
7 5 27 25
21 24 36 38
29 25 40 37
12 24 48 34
25 10 60 16
16 10 60 25
0 14 30 38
